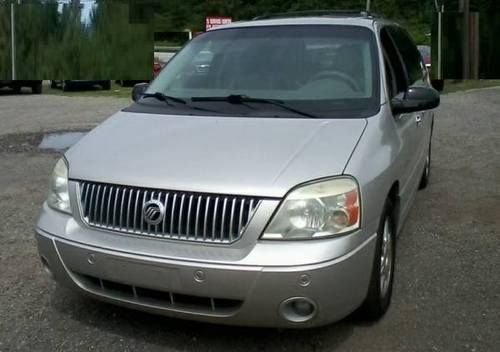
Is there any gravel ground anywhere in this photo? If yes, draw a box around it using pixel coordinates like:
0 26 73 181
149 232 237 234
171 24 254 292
0 92 128 137
0 89 499 351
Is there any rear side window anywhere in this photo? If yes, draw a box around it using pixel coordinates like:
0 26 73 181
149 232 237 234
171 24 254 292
380 28 407 98
388 27 424 85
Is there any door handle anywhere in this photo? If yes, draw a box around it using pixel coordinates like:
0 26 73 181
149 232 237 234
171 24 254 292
415 114 422 126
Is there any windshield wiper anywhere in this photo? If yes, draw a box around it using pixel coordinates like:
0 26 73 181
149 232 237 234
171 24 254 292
141 92 187 105
191 95 320 118
141 92 223 114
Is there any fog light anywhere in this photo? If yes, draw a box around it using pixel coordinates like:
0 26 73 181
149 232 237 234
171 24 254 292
279 297 317 323
292 299 314 316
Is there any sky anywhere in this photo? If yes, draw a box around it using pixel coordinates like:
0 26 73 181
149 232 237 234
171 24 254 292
57 0 96 24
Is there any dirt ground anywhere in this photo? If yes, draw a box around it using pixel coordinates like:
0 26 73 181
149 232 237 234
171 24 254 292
0 88 499 351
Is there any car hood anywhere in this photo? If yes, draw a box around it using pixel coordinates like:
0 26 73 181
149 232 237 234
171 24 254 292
66 111 367 198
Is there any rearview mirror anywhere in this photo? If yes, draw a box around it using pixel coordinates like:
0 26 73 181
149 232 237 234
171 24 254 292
391 86 440 115
132 83 149 102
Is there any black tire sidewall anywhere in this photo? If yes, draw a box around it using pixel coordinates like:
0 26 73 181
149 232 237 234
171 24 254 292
361 200 396 319
419 137 432 189
427 139 432 178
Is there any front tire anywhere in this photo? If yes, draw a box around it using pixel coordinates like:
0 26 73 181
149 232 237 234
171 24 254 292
360 201 396 320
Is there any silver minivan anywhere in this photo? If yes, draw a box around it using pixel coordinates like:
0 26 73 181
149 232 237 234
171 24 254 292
35 12 440 328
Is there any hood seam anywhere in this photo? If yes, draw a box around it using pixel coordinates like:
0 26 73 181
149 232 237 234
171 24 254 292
342 118 369 175
270 121 330 187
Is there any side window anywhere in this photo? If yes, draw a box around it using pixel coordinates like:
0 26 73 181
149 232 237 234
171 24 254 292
380 28 407 98
388 27 424 85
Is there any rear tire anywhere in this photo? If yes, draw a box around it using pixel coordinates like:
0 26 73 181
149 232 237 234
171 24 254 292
360 200 396 320
101 81 111 90
32 81 42 94
50 80 57 89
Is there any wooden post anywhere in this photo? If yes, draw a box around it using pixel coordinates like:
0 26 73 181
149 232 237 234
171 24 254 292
10 3 16 80
459 0 471 79
437 4 443 80
470 13 480 79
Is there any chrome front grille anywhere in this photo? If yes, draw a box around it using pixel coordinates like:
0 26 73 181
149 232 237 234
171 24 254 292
78 181 262 243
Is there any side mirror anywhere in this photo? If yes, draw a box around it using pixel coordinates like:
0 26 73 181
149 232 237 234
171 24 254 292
391 86 440 115
431 79 445 92
132 83 149 102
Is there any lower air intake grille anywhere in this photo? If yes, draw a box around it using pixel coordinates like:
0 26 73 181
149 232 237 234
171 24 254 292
75 272 243 314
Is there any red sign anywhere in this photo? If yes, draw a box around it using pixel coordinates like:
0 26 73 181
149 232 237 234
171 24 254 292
206 16 232 31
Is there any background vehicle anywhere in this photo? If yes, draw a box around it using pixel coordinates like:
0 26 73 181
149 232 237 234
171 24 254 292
417 45 431 71
115 60 166 86
0 80 43 94
50 80 111 91
153 61 164 77
116 80 149 87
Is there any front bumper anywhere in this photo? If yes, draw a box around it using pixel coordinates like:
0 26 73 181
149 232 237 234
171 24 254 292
35 203 377 328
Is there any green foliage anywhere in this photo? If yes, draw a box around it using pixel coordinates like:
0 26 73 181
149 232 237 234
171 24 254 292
147 0 436 46
0 4 12 78
9 0 500 79
157 0 435 43
0 0 153 80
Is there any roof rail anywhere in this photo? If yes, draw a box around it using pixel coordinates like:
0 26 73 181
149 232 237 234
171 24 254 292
253 10 381 21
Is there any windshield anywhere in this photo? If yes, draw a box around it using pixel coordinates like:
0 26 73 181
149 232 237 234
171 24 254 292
145 25 380 118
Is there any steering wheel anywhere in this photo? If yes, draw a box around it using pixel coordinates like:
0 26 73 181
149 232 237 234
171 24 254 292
308 70 361 92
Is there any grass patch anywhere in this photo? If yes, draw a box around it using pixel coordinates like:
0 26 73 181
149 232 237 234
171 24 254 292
442 80 500 94
43 81 133 99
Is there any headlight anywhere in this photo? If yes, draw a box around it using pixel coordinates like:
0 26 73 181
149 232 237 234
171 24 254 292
47 158 71 214
262 177 360 240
